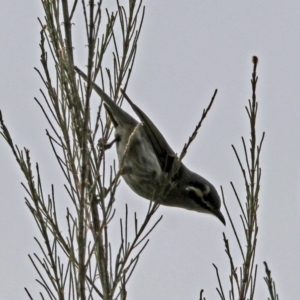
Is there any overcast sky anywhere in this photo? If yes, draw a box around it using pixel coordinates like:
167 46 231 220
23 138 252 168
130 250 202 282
1 1 300 299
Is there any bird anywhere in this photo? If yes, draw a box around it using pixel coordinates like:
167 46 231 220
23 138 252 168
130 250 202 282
75 67 225 225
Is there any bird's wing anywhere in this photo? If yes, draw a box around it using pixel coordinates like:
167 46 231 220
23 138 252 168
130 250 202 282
122 91 179 174
75 66 179 174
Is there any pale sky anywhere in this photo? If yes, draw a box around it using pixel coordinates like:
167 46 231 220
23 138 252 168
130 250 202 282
1 1 300 299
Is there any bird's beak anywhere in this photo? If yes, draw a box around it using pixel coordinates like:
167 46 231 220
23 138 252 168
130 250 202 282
214 210 226 226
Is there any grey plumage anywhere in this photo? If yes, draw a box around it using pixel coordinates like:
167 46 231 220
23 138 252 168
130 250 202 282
75 67 225 225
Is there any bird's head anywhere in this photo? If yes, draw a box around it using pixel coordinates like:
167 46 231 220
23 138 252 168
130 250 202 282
174 165 226 225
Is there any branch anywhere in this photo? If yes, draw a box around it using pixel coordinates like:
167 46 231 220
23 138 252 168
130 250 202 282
179 89 217 161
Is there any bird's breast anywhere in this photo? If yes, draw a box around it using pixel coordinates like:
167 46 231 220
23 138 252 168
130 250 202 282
115 125 163 200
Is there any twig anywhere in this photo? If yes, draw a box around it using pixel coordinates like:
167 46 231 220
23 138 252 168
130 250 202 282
179 89 217 160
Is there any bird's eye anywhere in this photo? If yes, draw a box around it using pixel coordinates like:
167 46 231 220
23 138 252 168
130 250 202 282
186 186 203 199
186 186 214 211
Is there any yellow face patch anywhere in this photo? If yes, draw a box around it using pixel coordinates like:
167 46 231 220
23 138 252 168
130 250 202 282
187 185 214 210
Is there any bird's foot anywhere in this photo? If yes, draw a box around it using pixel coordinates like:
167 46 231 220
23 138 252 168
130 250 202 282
98 137 117 150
